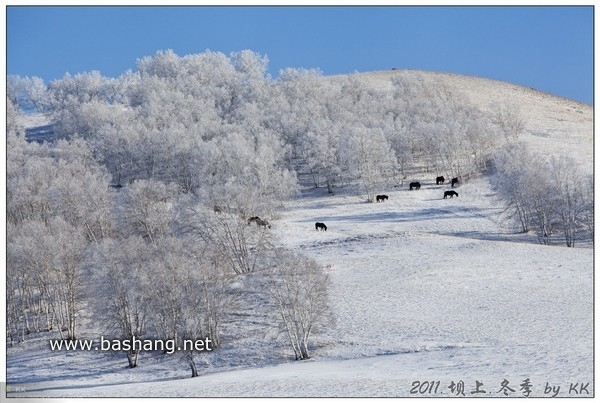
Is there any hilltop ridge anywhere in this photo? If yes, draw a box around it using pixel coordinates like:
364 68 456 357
332 69 593 169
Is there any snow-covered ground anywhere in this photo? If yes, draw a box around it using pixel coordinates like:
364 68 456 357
5 70 594 398
6 177 593 398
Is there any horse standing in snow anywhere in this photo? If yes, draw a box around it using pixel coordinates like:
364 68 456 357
248 216 271 229
376 194 389 202
315 222 327 231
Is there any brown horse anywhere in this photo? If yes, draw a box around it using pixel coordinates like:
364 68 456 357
248 216 271 228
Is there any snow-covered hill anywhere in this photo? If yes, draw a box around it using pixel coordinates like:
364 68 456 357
6 70 594 398
351 70 593 169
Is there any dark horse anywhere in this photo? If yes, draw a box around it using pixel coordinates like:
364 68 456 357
409 182 421 191
248 216 271 229
315 222 327 231
436 176 445 185
451 177 459 188
376 194 389 202
444 190 459 199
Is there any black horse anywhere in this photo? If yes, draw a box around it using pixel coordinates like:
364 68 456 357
444 190 458 199
451 177 459 188
376 194 389 202
315 222 327 231
436 176 445 185
409 182 421 191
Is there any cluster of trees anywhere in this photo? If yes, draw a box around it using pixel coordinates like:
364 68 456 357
8 49 507 203
493 142 593 247
6 120 333 377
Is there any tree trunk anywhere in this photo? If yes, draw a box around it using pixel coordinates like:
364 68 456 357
127 349 139 368
189 360 199 378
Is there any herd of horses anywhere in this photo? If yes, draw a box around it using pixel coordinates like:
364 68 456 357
215 175 461 233
323 176 461 232
380 176 460 202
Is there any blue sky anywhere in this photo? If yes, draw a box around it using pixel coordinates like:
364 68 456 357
6 5 594 104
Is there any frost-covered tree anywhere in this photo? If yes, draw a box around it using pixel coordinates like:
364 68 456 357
493 143 591 246
141 236 236 377
389 71 496 178
120 179 178 244
200 129 297 218
338 126 397 202
47 71 118 139
547 156 589 247
492 102 527 142
7 96 24 136
300 122 343 192
492 143 535 232
91 237 154 368
177 245 239 377
6 137 56 225
182 203 273 275
265 251 334 360
7 220 51 341
7 75 50 112
272 67 330 154
581 175 594 242
7 135 115 240
8 218 87 341
47 139 115 241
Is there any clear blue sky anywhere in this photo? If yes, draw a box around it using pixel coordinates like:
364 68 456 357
6 5 594 104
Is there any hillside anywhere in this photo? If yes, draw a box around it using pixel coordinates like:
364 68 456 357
6 70 594 398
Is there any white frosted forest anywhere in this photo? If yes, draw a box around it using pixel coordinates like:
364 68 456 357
5 49 594 397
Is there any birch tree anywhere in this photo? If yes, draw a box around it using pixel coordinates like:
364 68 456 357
92 237 154 368
265 251 334 360
492 102 527 142
548 156 588 247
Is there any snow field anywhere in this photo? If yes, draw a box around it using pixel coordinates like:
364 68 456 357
6 177 593 397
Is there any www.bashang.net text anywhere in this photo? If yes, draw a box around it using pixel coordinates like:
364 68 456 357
49 336 213 355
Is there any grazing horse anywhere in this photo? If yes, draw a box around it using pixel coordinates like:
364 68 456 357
436 176 445 185
444 190 459 199
376 194 389 202
315 222 327 231
248 216 271 228
451 177 459 188
409 181 421 191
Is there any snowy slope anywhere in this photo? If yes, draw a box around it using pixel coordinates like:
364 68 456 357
6 70 594 398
